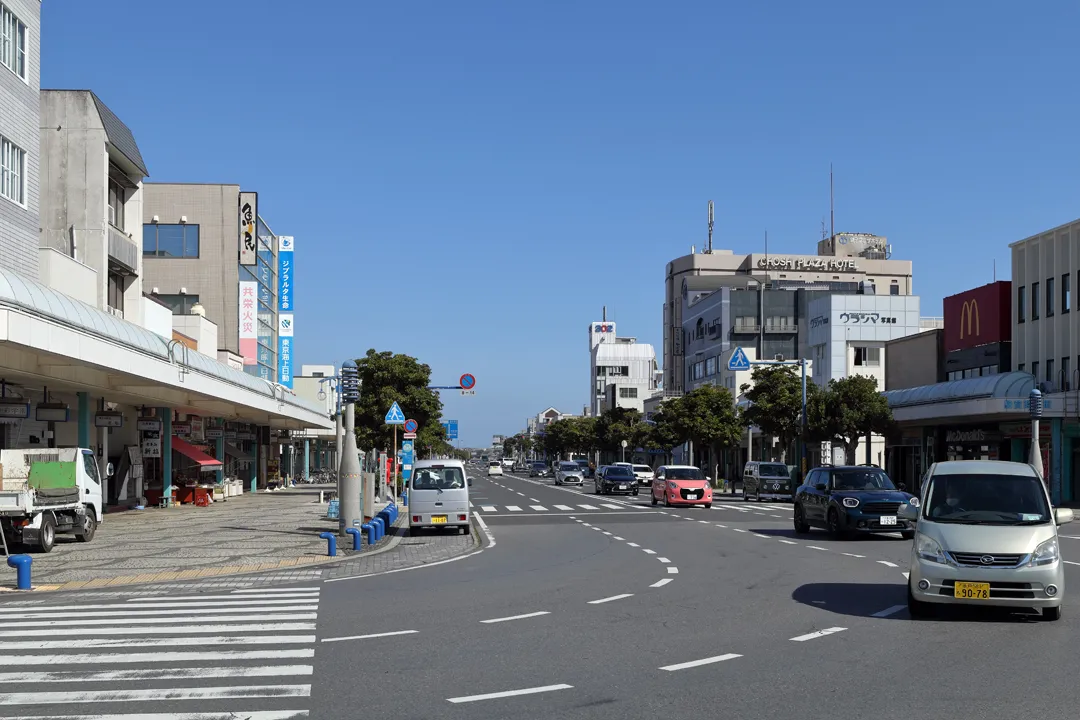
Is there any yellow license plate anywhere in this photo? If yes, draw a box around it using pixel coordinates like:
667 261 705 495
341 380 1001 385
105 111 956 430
954 581 990 600
430 515 447 524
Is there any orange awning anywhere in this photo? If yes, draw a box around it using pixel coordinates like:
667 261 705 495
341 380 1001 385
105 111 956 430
171 436 223 470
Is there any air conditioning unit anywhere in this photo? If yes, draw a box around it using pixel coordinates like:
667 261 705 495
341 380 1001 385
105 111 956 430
105 306 124 319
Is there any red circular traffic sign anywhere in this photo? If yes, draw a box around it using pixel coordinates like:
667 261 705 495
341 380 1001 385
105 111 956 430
460 373 476 390
403 419 418 434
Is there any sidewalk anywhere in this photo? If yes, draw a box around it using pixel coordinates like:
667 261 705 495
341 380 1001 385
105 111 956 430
0 485 408 592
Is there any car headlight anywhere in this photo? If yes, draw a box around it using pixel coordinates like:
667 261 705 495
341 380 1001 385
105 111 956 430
842 497 859 508
916 533 949 565
668 482 678 490
908 497 920 508
1029 537 1060 567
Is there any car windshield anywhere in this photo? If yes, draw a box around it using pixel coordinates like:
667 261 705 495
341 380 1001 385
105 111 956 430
531 462 545 468
559 462 580 471
666 467 704 480
831 469 896 491
606 466 634 478
577 461 588 467
412 467 465 490
633 465 652 473
759 464 789 478
488 462 499 467
925 473 1052 525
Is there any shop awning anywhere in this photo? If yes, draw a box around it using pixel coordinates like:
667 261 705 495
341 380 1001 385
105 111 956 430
224 443 254 462
172 436 223 469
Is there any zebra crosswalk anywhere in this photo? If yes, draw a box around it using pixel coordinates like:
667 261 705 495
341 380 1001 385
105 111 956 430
470 501 647 514
0 586 320 718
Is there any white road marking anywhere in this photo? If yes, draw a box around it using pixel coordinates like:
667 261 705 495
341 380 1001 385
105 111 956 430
1060 535 1080 539
530 505 548 511
902 571 910 579
554 505 574 511
778 539 798 545
447 684 573 704
16 598 317 613
587 594 634 605
1064 560 1080 566
752 533 770 539
582 523 592 527
613 536 625 540
506 506 522 512
529 498 539 503
699 520 710 524
602 531 612 535
578 504 598 510
733 528 748 533
841 552 865 558
0 649 314 666
790 627 847 642
754 512 767 516
667 567 679 574
322 630 418 643
0 614 318 628
0 623 316 638
642 549 656 554
0 665 313 684
474 511 496 548
469 501 474 507
769 514 782 518
125 592 319 603
877 560 899 568
231 587 319 593
871 605 907 618
626 542 640 547
8 606 318 620
601 504 623 509
0 635 315 650
480 611 550 624
659 653 741 671
650 579 673 588
516 492 525 496
481 506 497 512
657 557 670 563
715 523 727 528
0 685 311 705
805 546 829 551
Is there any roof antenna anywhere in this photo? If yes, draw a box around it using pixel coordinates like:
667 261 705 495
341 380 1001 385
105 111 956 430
993 259 996 282
707 200 714 253
602 305 606 322
829 163 835 239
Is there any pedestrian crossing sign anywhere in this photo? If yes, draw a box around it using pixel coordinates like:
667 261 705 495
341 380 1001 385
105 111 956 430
727 346 751 371
385 402 406 424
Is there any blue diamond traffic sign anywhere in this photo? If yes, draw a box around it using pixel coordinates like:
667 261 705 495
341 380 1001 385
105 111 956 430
727 347 751 372
385 402 406 424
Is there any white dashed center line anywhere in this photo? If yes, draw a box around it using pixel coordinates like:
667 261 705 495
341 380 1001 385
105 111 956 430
733 528 748 533
587 594 634 605
659 653 741 671
877 560 899 568
805 545 829 551
642 549 656 554
790 627 846 642
650 578 673 588
480 611 551 624
626 542 640 547
657 557 670 563
447 684 573 704
778 539 798 545
667 567 679 574
841 553 865 558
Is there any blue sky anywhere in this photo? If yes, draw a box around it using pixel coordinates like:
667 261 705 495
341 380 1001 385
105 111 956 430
43 1 1080 447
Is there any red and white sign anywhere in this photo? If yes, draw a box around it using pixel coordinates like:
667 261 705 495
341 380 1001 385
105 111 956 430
403 432 417 440
238 281 258 365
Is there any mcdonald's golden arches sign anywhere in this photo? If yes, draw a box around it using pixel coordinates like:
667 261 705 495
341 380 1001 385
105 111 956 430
943 281 1011 353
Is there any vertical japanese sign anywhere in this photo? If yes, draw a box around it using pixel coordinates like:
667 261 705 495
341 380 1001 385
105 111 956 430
238 192 258 266
277 235 294 312
239 281 258 365
277 314 294 388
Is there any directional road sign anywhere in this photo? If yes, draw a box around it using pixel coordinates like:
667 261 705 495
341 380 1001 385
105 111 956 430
447 420 458 440
459 373 476 390
401 441 414 454
385 402 406 424
403 418 419 434
727 347 752 372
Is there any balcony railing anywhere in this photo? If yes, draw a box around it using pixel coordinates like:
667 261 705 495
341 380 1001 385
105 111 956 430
108 225 139 273
764 324 798 333
731 324 760 334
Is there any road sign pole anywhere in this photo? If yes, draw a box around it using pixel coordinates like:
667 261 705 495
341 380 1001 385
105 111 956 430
338 361 363 535
800 359 808 480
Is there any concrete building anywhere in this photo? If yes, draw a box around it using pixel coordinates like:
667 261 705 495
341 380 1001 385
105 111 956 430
588 321 659 415
0 0 38 280
291 364 340 479
142 183 294 386
664 233 914 395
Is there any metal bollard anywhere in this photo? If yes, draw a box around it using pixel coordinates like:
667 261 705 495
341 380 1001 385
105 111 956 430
377 511 391 532
361 522 374 545
318 532 337 556
345 527 362 551
6 555 31 591
372 517 385 541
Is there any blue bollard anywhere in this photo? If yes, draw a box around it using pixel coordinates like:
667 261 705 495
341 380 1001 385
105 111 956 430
361 522 374 545
318 532 337 556
372 517 385 541
345 527 362 551
6 555 31 590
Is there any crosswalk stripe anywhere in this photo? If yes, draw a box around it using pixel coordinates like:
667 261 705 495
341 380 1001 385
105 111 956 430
529 505 547 511
481 506 497 512
127 592 318 602
231 587 319 593
506 506 522 512
554 505 573 511
601 504 622 509
0 613 317 628
0 599 318 613
0 665 314 684
0 683 311 705
0 649 314 666
0 635 315 651
7 605 317 620
577 504 598 510
0 713 310 719
0 623 315 638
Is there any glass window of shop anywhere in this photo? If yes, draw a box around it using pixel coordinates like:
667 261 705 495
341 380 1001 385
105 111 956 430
238 218 279 382
944 428 1001 461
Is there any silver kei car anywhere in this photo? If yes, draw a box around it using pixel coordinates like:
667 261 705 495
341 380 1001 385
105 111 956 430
904 460 1073 621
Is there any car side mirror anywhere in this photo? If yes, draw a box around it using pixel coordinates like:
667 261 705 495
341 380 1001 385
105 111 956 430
467 477 473 486
814 483 828 492
1056 508 1074 525
899 504 919 522
106 462 114 478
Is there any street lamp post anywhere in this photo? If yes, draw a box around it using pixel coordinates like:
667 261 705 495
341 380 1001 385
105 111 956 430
338 361 363 534
1029 388 1044 483
621 439 628 464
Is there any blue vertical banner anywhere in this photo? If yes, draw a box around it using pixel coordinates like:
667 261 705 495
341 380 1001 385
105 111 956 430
278 314 294 388
277 236 294 312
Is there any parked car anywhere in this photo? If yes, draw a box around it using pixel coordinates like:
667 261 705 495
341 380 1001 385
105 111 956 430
576 459 592 478
743 461 795 501
793 465 916 539
487 461 504 477
409 460 470 535
554 461 584 485
904 460 1072 621
596 465 638 495
651 465 711 507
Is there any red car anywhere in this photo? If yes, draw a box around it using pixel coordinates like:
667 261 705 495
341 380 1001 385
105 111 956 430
651 465 712 508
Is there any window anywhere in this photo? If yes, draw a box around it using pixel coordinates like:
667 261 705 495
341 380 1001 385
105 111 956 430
0 5 26 81
619 387 638 399
1063 357 1071 391
890 284 899 296
1018 286 1026 322
853 346 881 367
108 177 125 230
153 293 200 315
695 318 704 340
1032 282 1040 319
1018 363 1024 373
143 224 200 258
1046 359 1054 383
691 361 704 381
705 356 717 375
1046 278 1054 316
107 271 125 313
1031 361 1039 380
1064 274 1072 314
0 135 24 205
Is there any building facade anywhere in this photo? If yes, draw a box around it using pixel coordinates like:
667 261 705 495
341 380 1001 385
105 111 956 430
942 281 1012 382
0 0 38 279
588 321 658 415
664 233 914 394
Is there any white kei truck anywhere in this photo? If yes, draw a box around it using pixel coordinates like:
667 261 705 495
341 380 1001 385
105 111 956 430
0 448 105 553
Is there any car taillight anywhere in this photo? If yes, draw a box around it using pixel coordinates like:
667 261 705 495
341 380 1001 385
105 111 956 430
412 515 420 522
458 514 467 521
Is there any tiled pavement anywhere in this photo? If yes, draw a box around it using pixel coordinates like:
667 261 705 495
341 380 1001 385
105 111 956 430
0 485 480 596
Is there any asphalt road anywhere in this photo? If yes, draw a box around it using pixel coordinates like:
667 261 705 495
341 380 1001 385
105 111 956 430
2 467 1079 718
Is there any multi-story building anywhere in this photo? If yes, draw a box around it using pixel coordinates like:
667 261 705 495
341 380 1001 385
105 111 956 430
0 0 38 280
664 233 914 394
588 321 659 415
141 183 296 385
942 281 1012 382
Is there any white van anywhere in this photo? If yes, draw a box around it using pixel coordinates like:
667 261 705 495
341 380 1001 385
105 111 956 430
409 459 471 536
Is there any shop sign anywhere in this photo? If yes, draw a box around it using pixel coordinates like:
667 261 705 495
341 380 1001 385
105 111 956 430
142 430 162 458
1004 398 1055 411
945 429 1001 443
173 422 192 436
840 312 897 325
0 402 29 419
1000 422 1033 438
239 192 258 266
190 416 205 442
206 428 224 439
810 315 828 328
137 417 161 432
94 411 123 428
758 257 857 271
224 430 238 441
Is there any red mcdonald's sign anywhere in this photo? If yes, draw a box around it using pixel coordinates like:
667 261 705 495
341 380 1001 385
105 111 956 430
943 281 1011 353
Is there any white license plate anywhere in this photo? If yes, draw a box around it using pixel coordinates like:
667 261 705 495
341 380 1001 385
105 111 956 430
686 493 698 499
619 485 627 490
879 515 897 526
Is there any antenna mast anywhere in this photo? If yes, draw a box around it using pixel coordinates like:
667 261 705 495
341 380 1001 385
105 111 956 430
707 200 714 253
829 163 835 240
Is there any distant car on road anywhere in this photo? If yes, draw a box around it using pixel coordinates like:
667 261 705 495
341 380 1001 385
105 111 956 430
596 465 638 495
576 459 592 478
651 465 711 507
487 461 504 477
554 461 584 486
743 461 795 501
529 461 548 477
793 465 915 539
630 464 653 486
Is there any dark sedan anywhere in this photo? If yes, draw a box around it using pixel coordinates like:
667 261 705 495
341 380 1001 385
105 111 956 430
595 465 638 495
529 462 549 478
793 465 917 539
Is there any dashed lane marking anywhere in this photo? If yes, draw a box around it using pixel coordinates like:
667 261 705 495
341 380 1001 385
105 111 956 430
790 627 846 642
659 653 741 672
871 605 906 618
447 684 573 704
322 630 417 643
479 612 550 625
587 594 634 605
650 578 673 588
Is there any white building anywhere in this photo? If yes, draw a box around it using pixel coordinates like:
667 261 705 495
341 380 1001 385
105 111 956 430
588 321 659 415
807 293 923 464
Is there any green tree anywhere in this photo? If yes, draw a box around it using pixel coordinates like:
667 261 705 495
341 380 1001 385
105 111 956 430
353 349 444 454
677 385 744 459
572 417 600 456
542 419 577 459
596 408 646 457
647 402 683 455
502 435 520 457
741 365 816 462
812 375 895 465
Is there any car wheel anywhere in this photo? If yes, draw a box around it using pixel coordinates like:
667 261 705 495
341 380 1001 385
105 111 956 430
907 583 934 619
743 488 751 502
704 503 712 509
664 495 672 508
1043 606 1063 621
793 504 811 533
75 508 97 543
826 508 844 538
651 494 658 506
901 530 915 540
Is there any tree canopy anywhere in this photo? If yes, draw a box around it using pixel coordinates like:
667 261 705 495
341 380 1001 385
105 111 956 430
740 365 817 462
353 349 445 455
810 374 895 464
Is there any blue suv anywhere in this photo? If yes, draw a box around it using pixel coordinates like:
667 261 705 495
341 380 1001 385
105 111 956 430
793 465 917 539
